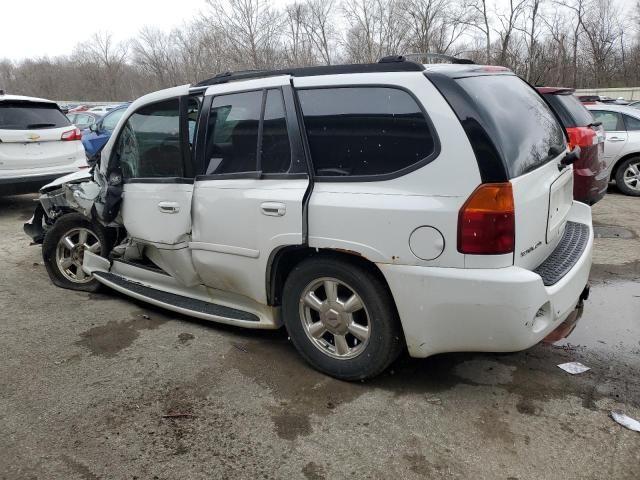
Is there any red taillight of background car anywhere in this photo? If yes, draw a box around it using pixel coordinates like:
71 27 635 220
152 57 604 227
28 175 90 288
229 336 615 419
566 126 596 150
458 182 515 255
60 128 82 141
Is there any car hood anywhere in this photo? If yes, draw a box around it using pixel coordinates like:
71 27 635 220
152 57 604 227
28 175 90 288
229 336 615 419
40 170 92 191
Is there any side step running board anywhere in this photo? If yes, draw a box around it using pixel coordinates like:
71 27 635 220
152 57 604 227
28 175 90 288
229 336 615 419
92 271 260 323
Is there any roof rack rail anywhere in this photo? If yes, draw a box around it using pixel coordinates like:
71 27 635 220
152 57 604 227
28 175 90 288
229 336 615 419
193 61 425 87
401 53 475 65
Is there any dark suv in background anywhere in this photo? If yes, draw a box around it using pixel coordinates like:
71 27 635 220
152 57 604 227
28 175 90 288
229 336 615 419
538 87 608 205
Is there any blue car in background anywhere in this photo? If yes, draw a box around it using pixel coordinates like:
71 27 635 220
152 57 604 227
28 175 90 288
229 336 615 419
81 103 130 157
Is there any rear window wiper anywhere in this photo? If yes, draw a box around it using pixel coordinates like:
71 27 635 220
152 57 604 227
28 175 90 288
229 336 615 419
587 121 602 128
26 123 57 129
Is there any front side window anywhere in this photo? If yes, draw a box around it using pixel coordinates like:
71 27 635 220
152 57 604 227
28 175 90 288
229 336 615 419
297 87 436 178
591 110 624 131
115 99 183 179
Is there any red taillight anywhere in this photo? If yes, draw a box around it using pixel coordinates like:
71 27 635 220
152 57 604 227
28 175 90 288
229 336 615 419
61 128 82 141
566 126 596 150
458 183 515 255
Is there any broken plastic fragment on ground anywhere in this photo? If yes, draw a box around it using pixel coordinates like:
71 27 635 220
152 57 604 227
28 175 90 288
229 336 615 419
557 362 591 374
610 411 640 432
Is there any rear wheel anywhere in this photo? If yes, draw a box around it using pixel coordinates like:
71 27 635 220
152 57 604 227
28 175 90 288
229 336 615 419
282 257 403 380
42 213 110 292
614 157 640 196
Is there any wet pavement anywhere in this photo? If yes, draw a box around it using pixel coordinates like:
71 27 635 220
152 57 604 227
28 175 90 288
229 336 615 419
0 189 639 479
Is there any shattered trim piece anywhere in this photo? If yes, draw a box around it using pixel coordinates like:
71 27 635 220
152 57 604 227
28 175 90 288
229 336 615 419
557 362 590 374
610 411 640 433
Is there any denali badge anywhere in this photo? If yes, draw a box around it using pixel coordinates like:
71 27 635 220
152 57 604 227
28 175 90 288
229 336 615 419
521 241 542 257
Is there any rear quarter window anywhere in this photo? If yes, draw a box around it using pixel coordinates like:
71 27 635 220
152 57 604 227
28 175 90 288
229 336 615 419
297 87 437 179
456 75 566 178
0 101 71 130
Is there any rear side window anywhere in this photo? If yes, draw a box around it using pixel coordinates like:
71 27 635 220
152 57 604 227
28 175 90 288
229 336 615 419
591 110 624 131
623 114 640 131
297 87 436 178
0 101 71 130
456 75 566 178
544 94 595 128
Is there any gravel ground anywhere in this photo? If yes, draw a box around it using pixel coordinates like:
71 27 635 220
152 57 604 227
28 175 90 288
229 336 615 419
0 187 638 480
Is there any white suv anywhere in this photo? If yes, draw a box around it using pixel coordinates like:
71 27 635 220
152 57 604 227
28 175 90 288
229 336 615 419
27 58 593 380
0 93 87 195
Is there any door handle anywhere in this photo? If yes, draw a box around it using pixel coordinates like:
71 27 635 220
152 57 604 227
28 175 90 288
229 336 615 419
158 201 180 214
261 202 286 217
608 137 625 142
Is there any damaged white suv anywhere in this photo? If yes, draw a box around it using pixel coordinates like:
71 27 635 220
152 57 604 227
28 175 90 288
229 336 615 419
25 57 593 380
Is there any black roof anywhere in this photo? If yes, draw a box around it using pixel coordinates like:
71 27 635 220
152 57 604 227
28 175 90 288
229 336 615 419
193 58 426 87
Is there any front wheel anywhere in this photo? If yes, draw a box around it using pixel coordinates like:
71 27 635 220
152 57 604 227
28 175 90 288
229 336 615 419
614 156 640 196
42 213 110 292
282 257 403 380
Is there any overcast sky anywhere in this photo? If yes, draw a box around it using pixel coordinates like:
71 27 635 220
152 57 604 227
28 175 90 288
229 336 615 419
0 0 635 61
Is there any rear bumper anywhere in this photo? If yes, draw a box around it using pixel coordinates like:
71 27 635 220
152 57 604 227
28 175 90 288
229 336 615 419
573 169 608 205
379 201 593 358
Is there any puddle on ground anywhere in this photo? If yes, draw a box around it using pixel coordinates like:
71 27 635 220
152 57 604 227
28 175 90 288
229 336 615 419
76 310 168 357
593 225 636 239
556 280 640 352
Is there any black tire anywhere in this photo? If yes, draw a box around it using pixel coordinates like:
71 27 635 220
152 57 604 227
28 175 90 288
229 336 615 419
282 257 404 381
614 157 640 196
42 213 111 292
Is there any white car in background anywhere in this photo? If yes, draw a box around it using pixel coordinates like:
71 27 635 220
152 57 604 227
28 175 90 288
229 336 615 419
87 105 116 114
0 93 87 195
586 103 640 196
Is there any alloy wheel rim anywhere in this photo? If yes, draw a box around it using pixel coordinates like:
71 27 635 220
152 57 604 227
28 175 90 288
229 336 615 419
299 277 370 360
623 161 640 191
55 227 101 283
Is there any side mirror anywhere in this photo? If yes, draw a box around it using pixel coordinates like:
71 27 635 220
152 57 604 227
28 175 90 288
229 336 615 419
89 123 99 133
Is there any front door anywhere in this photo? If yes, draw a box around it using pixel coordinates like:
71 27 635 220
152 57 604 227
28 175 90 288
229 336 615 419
111 94 202 285
190 76 310 304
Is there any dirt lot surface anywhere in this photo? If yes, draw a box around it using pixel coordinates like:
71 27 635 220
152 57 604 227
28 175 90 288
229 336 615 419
1 188 639 479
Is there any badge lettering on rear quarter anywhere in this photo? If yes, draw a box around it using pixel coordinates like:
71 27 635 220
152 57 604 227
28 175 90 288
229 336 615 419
520 241 542 257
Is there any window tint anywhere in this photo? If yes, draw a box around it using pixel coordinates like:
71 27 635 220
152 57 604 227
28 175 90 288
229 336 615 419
204 91 261 175
0 102 71 130
455 75 566 178
116 99 183 179
591 110 623 131
298 87 435 177
623 114 640 131
102 108 125 130
261 89 291 173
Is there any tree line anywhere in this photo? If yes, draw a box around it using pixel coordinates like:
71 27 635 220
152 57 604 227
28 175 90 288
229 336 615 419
0 0 637 102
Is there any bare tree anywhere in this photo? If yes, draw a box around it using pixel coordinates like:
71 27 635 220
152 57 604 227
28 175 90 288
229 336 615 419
303 0 338 65
205 0 283 69
132 27 180 87
462 0 492 63
495 0 527 65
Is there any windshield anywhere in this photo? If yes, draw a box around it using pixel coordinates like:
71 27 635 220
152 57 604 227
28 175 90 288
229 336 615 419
456 75 566 178
0 101 71 130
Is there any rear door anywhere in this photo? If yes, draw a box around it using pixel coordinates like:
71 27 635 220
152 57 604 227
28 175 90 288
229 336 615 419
190 76 309 304
0 100 78 171
591 110 628 162
451 74 571 269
